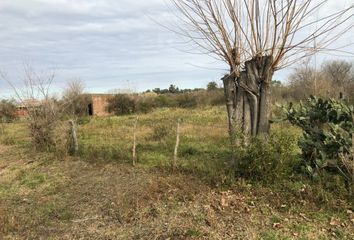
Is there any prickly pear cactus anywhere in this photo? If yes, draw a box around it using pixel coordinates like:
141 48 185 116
283 96 353 181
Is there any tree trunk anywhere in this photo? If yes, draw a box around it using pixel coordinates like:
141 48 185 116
222 55 274 140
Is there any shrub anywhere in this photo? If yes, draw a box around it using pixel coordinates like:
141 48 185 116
62 79 90 117
176 93 198 108
136 97 155 114
235 129 300 183
107 94 136 115
209 90 225 106
28 100 59 151
154 95 170 107
283 96 353 182
107 94 158 115
0 99 18 123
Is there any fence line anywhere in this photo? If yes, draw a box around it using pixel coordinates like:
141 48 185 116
75 117 232 165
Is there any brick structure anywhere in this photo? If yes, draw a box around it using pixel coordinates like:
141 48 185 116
86 94 114 117
15 95 114 118
16 107 29 117
15 99 41 117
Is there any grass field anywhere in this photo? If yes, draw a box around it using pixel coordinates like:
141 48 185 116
0 106 353 239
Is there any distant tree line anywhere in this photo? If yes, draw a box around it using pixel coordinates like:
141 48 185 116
145 82 220 95
107 82 224 115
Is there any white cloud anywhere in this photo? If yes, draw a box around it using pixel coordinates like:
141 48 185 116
0 0 353 97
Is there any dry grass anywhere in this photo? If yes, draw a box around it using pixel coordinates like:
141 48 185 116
0 107 353 239
0 145 353 239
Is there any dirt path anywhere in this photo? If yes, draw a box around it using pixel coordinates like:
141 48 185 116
0 147 353 239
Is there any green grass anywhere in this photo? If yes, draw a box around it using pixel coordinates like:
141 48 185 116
17 170 47 189
260 230 291 240
0 121 29 146
289 223 312 235
1 106 352 206
75 106 234 182
1 106 353 239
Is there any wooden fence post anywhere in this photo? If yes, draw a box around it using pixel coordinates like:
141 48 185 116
173 119 181 169
132 116 138 166
0 118 5 135
69 120 79 155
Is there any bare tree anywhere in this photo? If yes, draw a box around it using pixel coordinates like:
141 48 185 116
288 60 321 99
322 60 353 87
286 59 354 101
63 79 85 100
2 64 66 152
62 79 90 117
170 0 354 138
16 65 59 151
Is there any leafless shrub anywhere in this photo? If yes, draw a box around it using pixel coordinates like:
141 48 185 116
62 79 90 117
322 60 353 87
3 65 67 152
322 60 354 100
287 60 354 101
20 67 60 151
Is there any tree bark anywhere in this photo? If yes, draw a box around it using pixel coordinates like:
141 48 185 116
222 55 274 140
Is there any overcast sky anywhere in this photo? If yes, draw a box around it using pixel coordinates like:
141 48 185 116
0 0 353 97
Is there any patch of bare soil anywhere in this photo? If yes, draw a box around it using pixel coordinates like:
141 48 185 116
0 146 353 239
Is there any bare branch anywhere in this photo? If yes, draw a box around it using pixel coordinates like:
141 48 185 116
170 0 354 72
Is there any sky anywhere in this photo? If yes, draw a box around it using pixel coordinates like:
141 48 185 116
0 0 353 97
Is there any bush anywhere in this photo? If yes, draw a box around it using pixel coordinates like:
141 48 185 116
208 90 225 106
283 96 353 182
62 80 91 117
176 93 198 108
154 95 170 107
0 99 18 123
28 100 59 152
107 94 136 115
107 94 158 115
235 129 300 183
136 97 155 114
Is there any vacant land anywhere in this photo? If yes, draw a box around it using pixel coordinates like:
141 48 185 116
1 107 353 239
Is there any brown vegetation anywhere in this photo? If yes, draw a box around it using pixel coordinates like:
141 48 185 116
284 60 354 102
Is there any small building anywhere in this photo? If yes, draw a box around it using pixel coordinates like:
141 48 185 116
85 94 114 117
16 99 42 117
15 95 115 118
